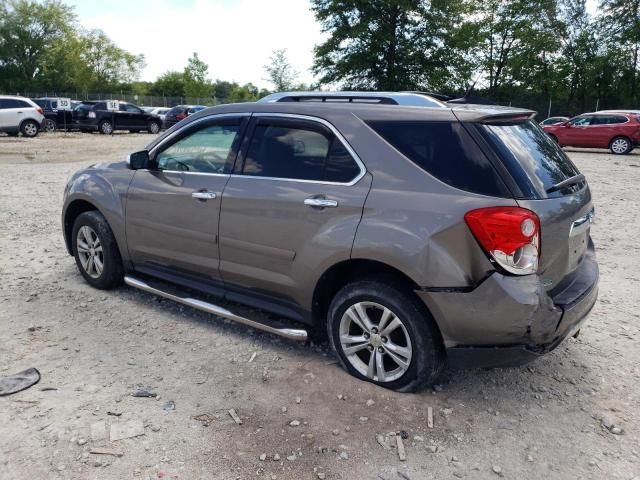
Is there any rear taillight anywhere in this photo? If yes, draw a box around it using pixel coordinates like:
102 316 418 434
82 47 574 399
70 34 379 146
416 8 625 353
176 113 187 120
35 106 44 115
464 207 540 275
87 111 96 118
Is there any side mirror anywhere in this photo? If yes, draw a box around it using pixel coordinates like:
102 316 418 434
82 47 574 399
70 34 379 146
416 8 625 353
127 150 150 170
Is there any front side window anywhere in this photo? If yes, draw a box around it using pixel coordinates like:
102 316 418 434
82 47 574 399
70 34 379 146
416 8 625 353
242 120 360 182
155 120 241 174
569 116 591 126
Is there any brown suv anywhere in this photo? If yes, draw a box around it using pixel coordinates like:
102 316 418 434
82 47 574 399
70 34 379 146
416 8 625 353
61 92 598 391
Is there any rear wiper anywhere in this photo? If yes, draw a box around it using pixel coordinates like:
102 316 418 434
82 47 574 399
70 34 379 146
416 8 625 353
546 174 585 194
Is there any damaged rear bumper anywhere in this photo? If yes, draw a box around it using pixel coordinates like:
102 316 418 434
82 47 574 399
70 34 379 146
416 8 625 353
416 246 598 369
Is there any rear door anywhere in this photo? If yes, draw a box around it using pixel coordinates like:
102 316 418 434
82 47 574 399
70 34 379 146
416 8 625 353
0 99 12 128
218 114 371 308
478 120 593 290
124 103 148 128
125 114 248 282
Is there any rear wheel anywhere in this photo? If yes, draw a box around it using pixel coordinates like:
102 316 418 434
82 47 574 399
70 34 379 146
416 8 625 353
610 136 632 155
44 119 56 133
327 279 445 392
72 211 123 289
20 120 39 137
99 120 113 135
147 120 161 134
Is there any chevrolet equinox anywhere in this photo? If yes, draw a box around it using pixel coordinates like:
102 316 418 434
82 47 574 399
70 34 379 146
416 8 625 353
61 92 598 392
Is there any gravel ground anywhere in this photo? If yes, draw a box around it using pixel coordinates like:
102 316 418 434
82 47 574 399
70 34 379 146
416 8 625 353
0 132 639 480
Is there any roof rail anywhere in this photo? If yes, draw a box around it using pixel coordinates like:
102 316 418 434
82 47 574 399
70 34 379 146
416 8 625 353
257 91 447 108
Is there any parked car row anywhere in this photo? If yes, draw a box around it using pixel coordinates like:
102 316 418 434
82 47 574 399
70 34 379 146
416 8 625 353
541 111 640 154
0 94 207 137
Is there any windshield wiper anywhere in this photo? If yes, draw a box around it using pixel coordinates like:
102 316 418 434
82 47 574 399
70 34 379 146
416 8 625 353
546 173 585 194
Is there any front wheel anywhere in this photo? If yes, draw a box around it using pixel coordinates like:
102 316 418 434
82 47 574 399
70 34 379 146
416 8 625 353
610 136 632 155
72 211 123 289
327 279 445 392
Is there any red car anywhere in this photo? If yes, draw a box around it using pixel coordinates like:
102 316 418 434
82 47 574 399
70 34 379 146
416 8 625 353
543 112 640 154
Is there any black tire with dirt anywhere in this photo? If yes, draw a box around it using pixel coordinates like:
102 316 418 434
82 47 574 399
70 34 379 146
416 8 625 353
327 278 445 392
98 119 113 135
44 119 57 133
71 211 124 289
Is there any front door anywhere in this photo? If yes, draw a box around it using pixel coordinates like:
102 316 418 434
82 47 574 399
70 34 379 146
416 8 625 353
562 116 593 147
125 115 247 282
218 115 371 309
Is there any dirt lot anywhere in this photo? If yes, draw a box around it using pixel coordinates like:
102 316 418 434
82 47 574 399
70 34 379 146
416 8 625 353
0 132 639 480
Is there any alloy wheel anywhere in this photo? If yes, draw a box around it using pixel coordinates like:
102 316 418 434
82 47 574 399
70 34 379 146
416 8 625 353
24 122 38 137
76 225 104 279
339 301 412 382
611 138 629 154
101 122 113 134
44 120 56 133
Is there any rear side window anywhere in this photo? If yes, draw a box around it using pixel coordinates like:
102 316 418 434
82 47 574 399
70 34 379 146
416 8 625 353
242 120 361 183
367 121 510 197
0 99 30 108
479 121 581 199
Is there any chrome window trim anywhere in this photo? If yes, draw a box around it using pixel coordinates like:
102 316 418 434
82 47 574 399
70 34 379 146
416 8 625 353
233 112 367 187
148 112 250 176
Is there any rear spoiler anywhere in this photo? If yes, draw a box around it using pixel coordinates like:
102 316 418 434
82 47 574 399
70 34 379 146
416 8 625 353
452 108 537 124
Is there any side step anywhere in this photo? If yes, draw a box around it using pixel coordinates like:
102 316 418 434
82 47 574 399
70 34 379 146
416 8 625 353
124 275 308 341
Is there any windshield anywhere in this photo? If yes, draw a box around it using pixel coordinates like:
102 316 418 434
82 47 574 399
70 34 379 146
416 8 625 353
479 120 582 199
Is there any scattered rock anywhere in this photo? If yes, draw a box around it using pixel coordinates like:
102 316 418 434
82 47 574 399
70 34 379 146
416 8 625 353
132 388 157 398
90 448 124 457
339 451 349 460
492 465 503 476
295 396 301 404
259 453 267 461
286 454 296 461
332 429 340 436
163 400 176 411
77 437 88 446
289 420 301 427
366 399 375 406
273 454 281 461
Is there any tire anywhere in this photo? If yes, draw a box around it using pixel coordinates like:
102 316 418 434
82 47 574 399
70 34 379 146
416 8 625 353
609 136 632 155
327 278 445 392
98 120 114 135
147 120 161 134
71 211 123 289
44 119 56 133
20 120 39 137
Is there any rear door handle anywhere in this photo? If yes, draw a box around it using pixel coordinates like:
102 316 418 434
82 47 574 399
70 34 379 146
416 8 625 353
304 197 338 208
192 191 216 200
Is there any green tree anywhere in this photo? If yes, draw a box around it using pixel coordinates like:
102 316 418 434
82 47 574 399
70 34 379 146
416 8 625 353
600 0 640 104
264 49 299 91
0 0 75 91
151 71 186 97
183 52 211 98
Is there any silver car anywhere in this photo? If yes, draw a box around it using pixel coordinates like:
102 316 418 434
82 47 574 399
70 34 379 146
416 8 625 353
61 92 598 391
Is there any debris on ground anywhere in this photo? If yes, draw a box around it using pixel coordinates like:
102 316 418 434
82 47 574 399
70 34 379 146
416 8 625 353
228 408 242 425
110 420 145 441
0 368 40 396
90 448 124 457
427 407 434 428
131 388 157 398
396 436 407 461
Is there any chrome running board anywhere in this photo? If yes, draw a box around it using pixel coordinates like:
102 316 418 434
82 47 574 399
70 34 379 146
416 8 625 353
124 275 308 341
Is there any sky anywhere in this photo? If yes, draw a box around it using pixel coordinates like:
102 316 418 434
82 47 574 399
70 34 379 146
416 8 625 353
64 0 323 89
64 0 601 90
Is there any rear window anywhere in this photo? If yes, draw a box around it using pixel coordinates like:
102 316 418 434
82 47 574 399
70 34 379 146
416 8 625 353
367 121 510 197
479 121 581 199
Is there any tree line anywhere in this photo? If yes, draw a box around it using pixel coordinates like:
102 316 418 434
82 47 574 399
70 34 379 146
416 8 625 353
311 0 640 114
1 0 638 114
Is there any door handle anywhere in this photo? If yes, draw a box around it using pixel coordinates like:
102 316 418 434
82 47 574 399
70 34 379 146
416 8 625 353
304 197 338 208
192 191 217 200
